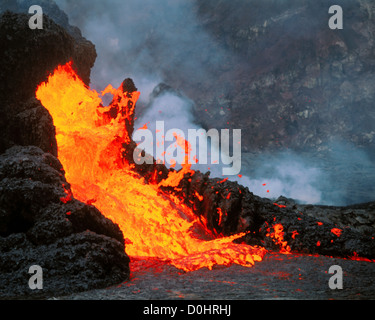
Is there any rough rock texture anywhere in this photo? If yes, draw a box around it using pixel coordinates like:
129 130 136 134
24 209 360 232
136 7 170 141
0 9 96 155
295 200 375 237
0 9 96 102
159 170 375 260
0 6 129 299
187 0 375 153
0 146 130 299
0 97 58 158
56 255 375 300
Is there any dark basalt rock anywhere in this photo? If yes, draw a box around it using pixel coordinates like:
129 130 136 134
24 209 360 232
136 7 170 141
0 10 96 103
0 5 129 299
159 170 375 260
191 0 375 152
0 97 58 158
0 146 130 299
0 9 96 155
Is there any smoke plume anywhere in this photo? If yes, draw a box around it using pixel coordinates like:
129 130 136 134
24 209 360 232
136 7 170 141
53 0 375 206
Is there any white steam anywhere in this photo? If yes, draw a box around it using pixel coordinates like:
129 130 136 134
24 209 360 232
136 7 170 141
55 0 375 206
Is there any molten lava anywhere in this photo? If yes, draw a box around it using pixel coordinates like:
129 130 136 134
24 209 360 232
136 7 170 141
331 228 342 237
36 62 266 272
266 223 291 254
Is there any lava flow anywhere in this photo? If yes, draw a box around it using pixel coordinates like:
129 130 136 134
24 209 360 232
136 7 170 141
36 62 267 272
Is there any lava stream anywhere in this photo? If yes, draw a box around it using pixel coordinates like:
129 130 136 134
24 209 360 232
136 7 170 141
36 62 266 272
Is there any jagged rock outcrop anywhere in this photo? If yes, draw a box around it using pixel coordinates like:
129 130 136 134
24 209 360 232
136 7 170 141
159 170 375 260
0 146 130 299
0 7 129 299
0 9 96 155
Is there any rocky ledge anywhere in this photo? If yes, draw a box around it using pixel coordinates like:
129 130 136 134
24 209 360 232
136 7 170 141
0 6 130 299
0 146 130 299
158 170 375 260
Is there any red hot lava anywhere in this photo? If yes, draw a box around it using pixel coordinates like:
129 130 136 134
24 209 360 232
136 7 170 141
36 62 268 272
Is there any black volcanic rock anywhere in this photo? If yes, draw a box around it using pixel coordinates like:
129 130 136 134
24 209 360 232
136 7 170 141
190 0 375 152
0 146 130 299
0 7 129 299
0 10 96 155
0 10 96 103
159 170 375 260
0 97 58 158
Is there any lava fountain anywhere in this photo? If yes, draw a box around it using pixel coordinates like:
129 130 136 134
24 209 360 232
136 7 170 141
36 62 268 272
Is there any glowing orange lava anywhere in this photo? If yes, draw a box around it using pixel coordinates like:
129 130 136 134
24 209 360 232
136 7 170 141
266 223 291 254
331 228 342 237
36 62 267 272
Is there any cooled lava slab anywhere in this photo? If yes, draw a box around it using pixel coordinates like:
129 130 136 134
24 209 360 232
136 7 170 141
159 170 375 260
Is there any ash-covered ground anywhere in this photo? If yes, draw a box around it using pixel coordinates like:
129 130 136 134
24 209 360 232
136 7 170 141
58 253 375 300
